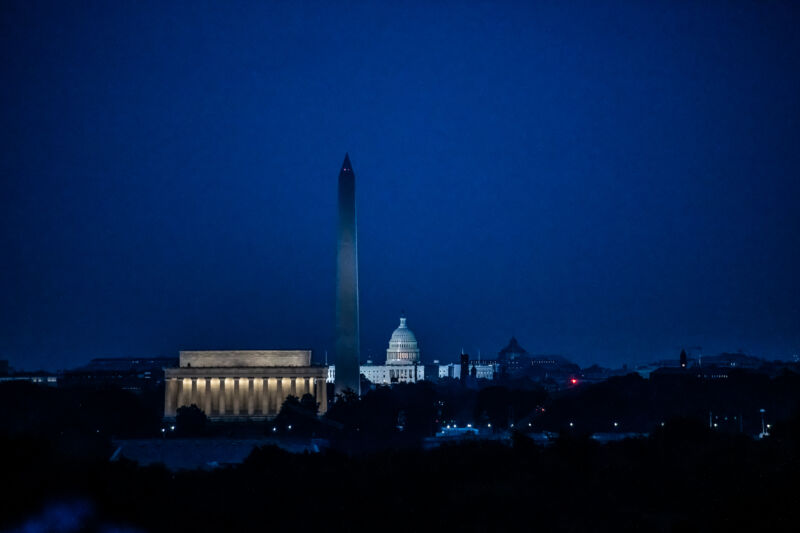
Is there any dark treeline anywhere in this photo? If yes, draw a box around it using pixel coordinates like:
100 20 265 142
537 371 800 434
4 370 799 446
2 416 800 531
287 372 800 447
2 372 800 531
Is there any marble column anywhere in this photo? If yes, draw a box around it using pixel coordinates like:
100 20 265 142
261 378 268 415
190 378 198 407
268 378 278 415
165 378 178 416
176 378 184 409
219 378 227 415
320 378 328 414
210 378 219 416
233 378 240 415
247 377 255 415
276 378 284 413
203 378 212 415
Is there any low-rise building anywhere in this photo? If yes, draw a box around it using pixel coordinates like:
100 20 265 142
164 350 327 421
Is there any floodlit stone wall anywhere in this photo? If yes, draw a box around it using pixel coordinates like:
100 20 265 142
179 350 311 368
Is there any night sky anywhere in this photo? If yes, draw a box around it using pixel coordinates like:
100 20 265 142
2 1 799 371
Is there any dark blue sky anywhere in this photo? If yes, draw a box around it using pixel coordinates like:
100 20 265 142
2 1 799 371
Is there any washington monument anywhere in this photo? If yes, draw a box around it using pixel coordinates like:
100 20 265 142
335 153 360 395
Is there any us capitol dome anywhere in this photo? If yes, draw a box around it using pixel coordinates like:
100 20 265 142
386 316 420 365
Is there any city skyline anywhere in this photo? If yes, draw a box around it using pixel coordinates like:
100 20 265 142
2 1 799 371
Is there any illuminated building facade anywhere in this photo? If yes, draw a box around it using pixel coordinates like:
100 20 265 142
326 317 496 386
438 362 495 380
386 316 420 365
363 316 424 385
164 350 327 420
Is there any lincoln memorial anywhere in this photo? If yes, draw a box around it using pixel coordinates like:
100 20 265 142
164 350 328 420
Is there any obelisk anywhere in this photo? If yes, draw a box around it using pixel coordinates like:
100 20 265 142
335 153 360 396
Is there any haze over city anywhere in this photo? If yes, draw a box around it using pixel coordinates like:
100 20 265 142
2 1 798 372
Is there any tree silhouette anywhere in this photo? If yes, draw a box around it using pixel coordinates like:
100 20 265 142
175 404 207 437
272 394 320 436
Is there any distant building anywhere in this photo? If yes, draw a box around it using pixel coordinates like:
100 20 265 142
498 337 528 374
649 366 733 382
0 371 57 386
700 352 764 369
437 362 495 381
164 350 328 420
645 351 770 381
0 360 57 385
326 316 495 387
59 357 177 391
357 316 425 385
360 362 425 385
460 352 469 382
386 316 421 366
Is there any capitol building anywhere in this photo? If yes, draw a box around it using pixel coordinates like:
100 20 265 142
361 316 425 384
329 315 426 385
326 315 497 386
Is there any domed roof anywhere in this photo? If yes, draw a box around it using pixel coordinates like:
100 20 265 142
498 336 528 360
389 317 417 345
386 316 420 365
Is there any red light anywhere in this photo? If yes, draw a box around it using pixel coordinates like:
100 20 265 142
570 378 578 385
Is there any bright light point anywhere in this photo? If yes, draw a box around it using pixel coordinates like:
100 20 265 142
570 378 578 385
170 425 175 431
614 422 618 427
488 423 492 428
467 424 472 428
569 422 574 427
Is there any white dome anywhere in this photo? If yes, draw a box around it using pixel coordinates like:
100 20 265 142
386 316 420 365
